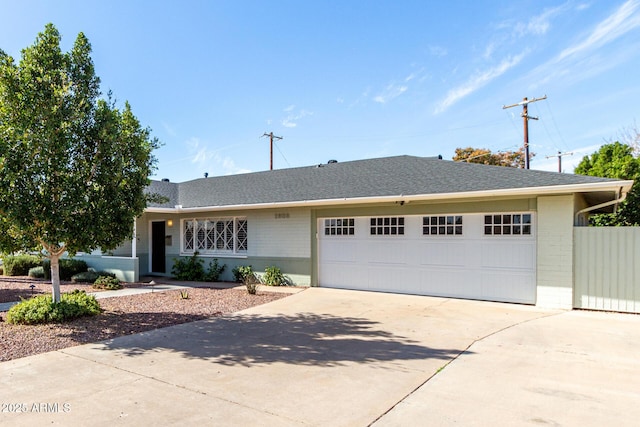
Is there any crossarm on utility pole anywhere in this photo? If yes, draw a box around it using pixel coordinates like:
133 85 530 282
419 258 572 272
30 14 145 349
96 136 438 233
503 95 547 169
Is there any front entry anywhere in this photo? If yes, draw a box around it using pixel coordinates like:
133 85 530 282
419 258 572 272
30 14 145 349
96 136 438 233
151 221 166 273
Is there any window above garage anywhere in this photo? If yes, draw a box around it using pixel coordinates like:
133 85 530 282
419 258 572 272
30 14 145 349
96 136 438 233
324 218 355 236
370 217 405 235
423 215 463 236
484 213 532 236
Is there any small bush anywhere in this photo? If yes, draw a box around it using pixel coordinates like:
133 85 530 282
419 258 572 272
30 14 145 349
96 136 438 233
28 266 45 279
43 258 88 281
172 252 206 281
6 290 101 325
71 271 99 283
233 265 254 283
263 266 285 286
173 253 227 282
2 254 42 276
93 275 122 290
205 258 226 282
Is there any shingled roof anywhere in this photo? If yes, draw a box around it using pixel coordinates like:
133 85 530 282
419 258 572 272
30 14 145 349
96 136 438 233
146 155 629 210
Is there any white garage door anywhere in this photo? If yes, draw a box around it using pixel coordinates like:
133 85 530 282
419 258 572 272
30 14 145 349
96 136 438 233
318 213 536 304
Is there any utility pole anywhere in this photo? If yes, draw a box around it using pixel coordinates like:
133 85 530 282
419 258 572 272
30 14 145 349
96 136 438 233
503 95 547 169
545 151 573 173
262 132 283 170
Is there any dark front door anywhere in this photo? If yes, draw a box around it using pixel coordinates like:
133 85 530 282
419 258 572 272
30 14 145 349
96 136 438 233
151 221 166 273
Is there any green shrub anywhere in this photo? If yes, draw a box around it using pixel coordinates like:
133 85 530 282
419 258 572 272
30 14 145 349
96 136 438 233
172 253 226 282
73 269 117 283
6 290 101 325
28 266 45 278
71 271 99 283
2 254 42 276
263 266 285 286
232 265 254 282
43 258 88 281
93 275 122 290
205 259 226 282
172 252 206 281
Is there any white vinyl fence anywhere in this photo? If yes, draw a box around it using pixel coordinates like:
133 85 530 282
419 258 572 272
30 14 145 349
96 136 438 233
574 227 640 313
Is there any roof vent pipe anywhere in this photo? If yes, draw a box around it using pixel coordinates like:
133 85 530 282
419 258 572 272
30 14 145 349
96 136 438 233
161 178 170 182
204 172 208 178
328 159 338 164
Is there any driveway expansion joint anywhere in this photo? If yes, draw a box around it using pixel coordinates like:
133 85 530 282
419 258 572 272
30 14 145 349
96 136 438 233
368 309 565 426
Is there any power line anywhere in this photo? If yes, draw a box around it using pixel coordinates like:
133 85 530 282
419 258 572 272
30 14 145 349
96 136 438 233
273 139 291 168
545 151 573 173
543 98 570 152
502 95 547 169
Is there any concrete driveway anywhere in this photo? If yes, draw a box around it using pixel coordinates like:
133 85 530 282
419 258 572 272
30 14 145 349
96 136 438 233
1 288 639 426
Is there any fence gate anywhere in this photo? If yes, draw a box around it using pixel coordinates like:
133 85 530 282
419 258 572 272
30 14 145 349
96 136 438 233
574 227 640 313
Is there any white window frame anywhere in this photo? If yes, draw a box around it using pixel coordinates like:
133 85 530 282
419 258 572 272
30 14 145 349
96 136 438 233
422 215 463 236
323 218 355 236
181 217 247 255
483 213 533 236
370 217 405 236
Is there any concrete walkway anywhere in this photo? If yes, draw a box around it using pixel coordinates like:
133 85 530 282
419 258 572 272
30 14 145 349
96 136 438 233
1 288 639 426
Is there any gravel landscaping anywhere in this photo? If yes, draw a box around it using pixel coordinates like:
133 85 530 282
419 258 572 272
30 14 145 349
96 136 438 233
0 278 290 362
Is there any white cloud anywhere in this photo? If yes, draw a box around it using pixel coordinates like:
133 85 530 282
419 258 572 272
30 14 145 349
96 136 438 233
576 3 591 11
184 137 252 176
557 0 640 61
510 2 569 37
434 53 525 113
162 122 177 137
428 45 447 57
374 70 424 104
281 107 312 128
374 83 408 104
526 0 640 89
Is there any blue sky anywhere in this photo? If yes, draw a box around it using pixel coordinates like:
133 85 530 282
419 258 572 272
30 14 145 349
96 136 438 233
2 0 639 182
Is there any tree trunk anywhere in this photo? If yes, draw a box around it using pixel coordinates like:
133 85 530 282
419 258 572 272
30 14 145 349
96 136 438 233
49 253 61 303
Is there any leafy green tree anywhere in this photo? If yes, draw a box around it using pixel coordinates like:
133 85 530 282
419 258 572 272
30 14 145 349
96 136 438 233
574 141 640 226
0 24 159 302
453 146 532 168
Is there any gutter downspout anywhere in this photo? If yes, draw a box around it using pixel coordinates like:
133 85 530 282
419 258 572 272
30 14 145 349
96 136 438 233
574 187 628 225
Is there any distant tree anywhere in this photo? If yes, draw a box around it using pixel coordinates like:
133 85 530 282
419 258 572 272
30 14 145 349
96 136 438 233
453 146 532 168
612 121 640 157
574 141 640 226
0 24 159 302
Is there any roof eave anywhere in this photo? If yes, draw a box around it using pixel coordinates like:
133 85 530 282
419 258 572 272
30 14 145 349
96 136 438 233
144 179 634 214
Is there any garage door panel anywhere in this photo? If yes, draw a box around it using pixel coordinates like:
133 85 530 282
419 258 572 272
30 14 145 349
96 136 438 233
318 214 536 304
419 269 476 297
320 240 359 263
481 271 536 303
367 265 413 292
481 241 535 270
420 241 466 267
366 240 408 265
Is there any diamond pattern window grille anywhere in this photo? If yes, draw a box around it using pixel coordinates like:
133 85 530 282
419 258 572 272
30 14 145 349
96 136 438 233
182 218 247 254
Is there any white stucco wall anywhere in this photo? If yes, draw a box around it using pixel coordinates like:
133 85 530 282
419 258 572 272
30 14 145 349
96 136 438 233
536 195 574 309
248 209 311 258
